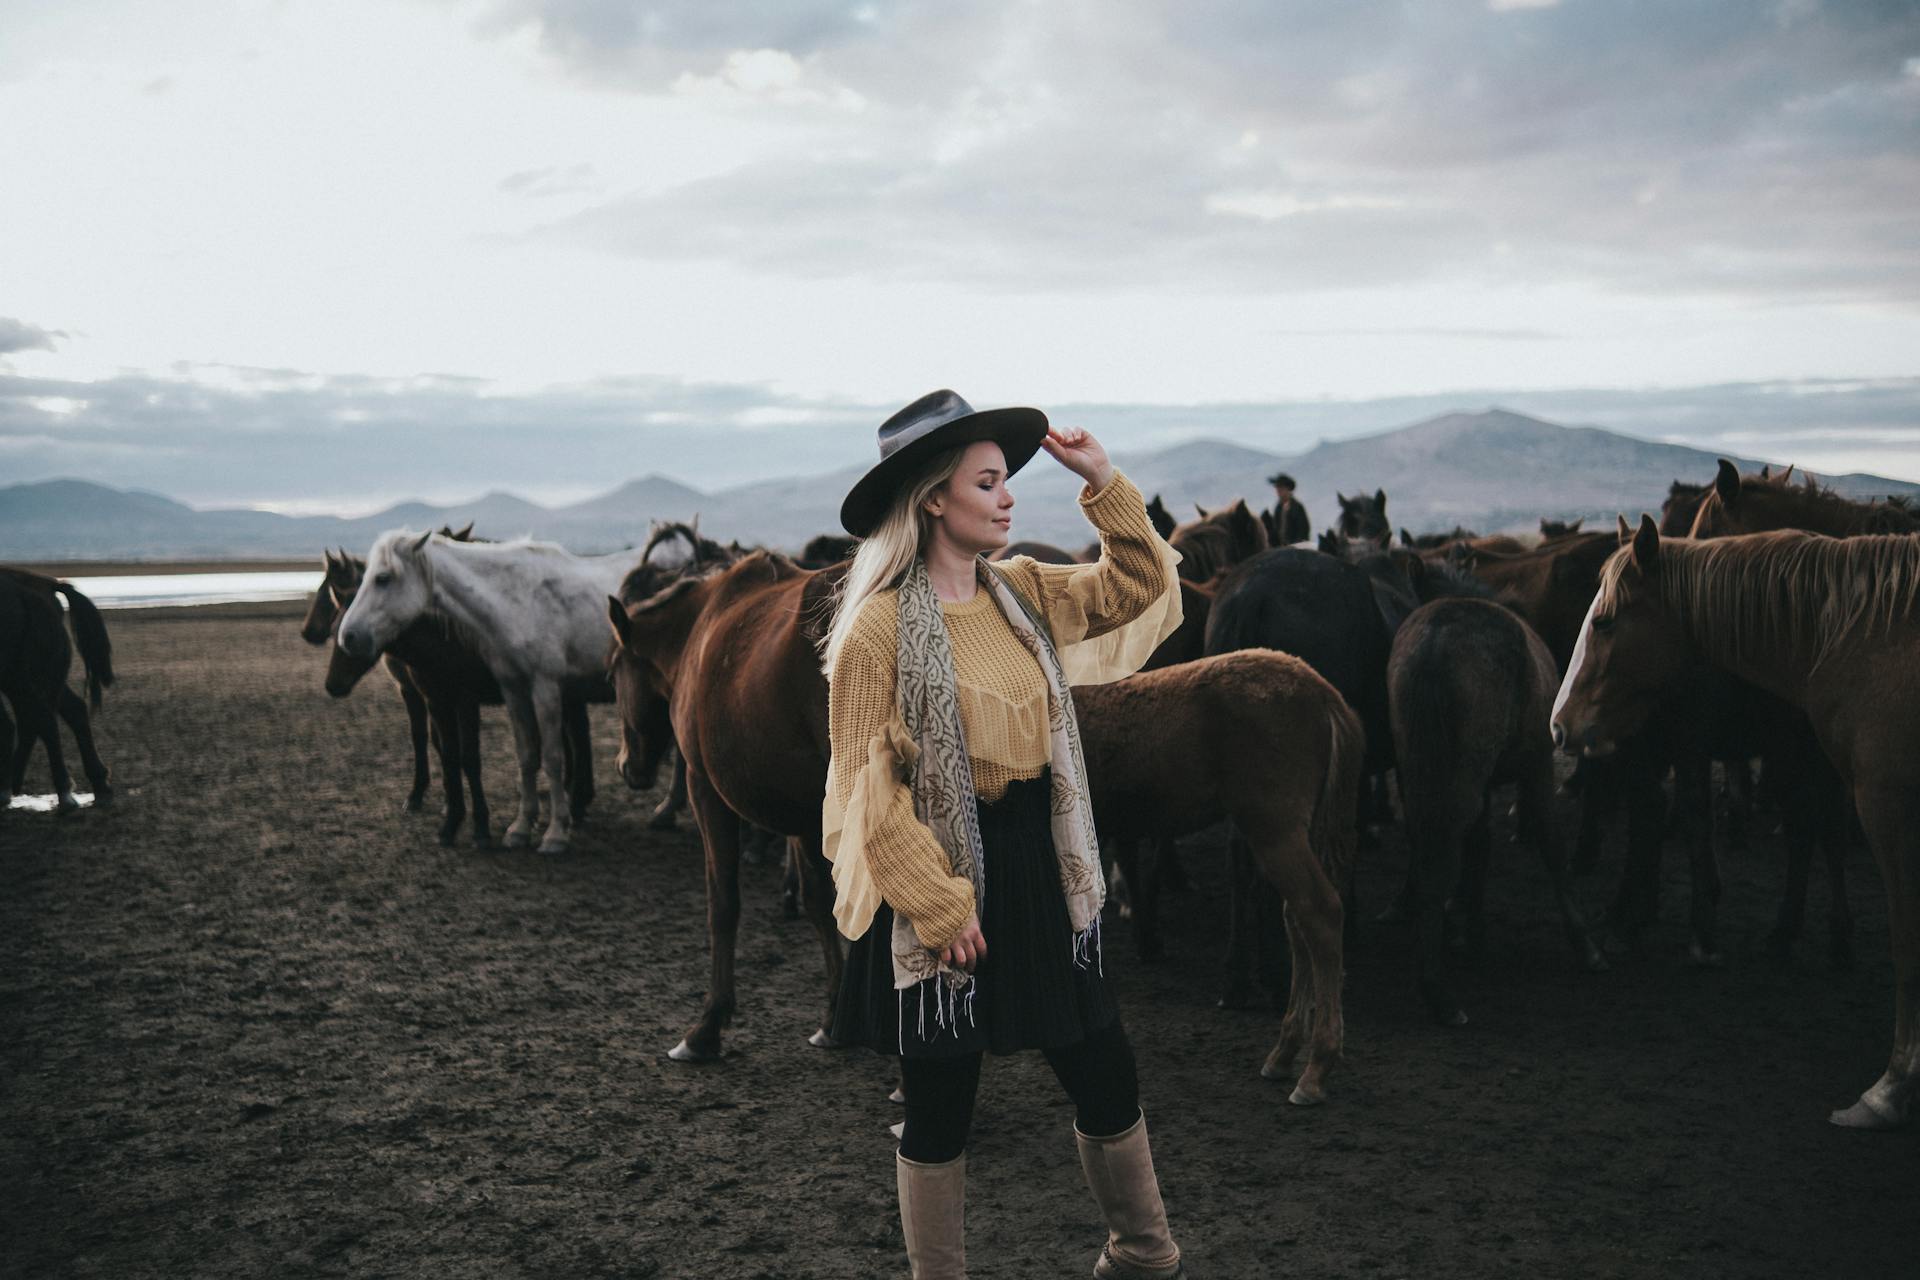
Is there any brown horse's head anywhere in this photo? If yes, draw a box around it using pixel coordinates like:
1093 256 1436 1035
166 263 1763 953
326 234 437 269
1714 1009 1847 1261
605 577 707 790
300 550 363 646
1550 515 1692 758
1145 494 1177 541
1690 457 1917 539
1540 517 1584 541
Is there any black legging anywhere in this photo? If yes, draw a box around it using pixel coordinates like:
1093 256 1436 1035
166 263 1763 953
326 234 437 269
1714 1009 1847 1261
897 1022 1141 1163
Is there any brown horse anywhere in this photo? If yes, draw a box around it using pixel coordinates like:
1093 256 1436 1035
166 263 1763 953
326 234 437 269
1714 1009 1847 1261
0 568 115 810
606 552 847 1062
1450 532 1618 668
1691 458 1920 539
1170 499 1268 582
1074 650 1362 1103
1391 598 1605 1024
1659 481 1708 536
1553 519 1920 1128
1539 518 1585 541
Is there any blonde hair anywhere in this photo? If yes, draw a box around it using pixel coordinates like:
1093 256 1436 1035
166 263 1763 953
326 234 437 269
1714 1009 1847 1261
819 443 969 676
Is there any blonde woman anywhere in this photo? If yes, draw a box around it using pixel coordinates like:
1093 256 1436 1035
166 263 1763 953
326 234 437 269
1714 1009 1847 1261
819 390 1188 1279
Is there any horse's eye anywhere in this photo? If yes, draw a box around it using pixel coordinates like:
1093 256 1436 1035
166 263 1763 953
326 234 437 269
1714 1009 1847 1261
374 571 394 587
1591 613 1615 633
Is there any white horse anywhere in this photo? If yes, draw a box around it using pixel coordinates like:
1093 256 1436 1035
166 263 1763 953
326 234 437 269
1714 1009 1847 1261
337 530 641 853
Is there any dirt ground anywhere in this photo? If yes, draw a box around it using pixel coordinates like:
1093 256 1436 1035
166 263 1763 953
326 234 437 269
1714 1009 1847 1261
3 604 1916 1279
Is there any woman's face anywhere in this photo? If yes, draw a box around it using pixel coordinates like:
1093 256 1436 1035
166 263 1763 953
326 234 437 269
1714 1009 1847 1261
925 440 1014 555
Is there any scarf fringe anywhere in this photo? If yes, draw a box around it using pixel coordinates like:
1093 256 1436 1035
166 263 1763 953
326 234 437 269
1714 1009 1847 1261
1072 917 1104 976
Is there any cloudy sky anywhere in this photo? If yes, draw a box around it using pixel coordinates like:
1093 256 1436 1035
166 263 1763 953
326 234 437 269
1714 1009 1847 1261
3 0 1917 511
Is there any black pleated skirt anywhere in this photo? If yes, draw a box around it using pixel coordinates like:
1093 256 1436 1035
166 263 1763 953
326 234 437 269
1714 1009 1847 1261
830 767 1118 1059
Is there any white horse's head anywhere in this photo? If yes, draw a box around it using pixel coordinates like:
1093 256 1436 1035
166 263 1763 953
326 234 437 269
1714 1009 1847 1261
337 530 434 661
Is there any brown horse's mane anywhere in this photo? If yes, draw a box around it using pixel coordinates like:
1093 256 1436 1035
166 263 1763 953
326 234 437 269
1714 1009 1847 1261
1694 468 1920 536
1599 530 1920 671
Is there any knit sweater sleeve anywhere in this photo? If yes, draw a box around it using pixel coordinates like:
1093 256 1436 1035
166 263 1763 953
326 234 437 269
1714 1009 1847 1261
994 471 1173 645
826 607 977 951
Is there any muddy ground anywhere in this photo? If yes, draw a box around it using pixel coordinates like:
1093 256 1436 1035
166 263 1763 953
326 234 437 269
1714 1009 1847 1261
3 604 1915 1279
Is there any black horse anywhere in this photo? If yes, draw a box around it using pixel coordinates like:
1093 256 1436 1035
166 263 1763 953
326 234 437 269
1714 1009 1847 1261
0 568 115 811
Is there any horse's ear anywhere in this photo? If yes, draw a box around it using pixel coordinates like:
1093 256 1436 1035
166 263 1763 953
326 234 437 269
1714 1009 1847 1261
1539 518 1552 535
1631 514 1660 573
1336 492 1349 508
1759 464 1772 481
454 521 474 540
1713 459 1741 503
1567 517 1582 534
1399 527 1413 547
607 596 633 649
1804 471 1817 491
322 548 337 570
1194 503 1208 518
1374 489 1387 513
1780 465 1795 485
410 531 432 553
1616 514 1632 544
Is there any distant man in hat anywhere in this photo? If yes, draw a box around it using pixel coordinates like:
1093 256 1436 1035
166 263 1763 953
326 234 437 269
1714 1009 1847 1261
1264 472 1311 547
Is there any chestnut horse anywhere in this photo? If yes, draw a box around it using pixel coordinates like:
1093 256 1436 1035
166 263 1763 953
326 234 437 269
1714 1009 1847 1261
1553 519 1920 1128
1074 649 1362 1103
606 552 846 1061
1170 500 1268 582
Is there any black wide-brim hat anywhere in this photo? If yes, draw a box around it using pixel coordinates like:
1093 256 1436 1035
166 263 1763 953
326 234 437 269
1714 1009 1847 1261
840 389 1049 537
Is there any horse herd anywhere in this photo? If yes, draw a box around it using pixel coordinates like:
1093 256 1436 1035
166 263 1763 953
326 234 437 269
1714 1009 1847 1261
5 458 1917 1128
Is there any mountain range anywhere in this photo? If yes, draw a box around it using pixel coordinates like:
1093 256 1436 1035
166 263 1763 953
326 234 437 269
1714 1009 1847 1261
4 409 1916 560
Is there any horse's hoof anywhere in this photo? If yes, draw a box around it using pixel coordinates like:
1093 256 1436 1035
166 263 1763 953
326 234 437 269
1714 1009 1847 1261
56 794 82 815
807 1028 841 1049
503 828 531 849
538 836 570 856
1829 1095 1906 1130
667 1038 721 1063
92 786 115 807
888 1087 906 1105
437 829 458 848
781 895 801 922
1428 1006 1468 1027
1287 1085 1325 1107
405 795 425 813
1585 945 1610 974
1216 990 1253 1012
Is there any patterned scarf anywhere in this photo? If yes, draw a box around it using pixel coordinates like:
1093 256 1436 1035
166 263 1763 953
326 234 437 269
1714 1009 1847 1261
890 556 1105 993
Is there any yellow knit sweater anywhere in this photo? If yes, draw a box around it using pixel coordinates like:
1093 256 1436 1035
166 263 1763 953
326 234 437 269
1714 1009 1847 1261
826 471 1170 950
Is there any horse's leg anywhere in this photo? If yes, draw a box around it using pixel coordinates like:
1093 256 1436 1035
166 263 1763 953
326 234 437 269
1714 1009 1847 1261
1110 834 1162 962
1768 769 1818 961
460 698 491 848
1830 778 1918 1129
500 684 543 849
781 838 802 921
1217 832 1258 1009
1250 830 1344 1104
649 749 686 831
671 768 743 1063
1822 777 1856 969
1262 901 1314 1089
1607 747 1666 945
531 679 573 854
794 834 847 1049
54 683 112 804
427 695 466 846
1674 749 1723 967
0 695 15 809
1522 757 1608 975
1572 756 1618 876
24 692 79 813
1453 796 1492 960
563 699 594 823
399 677 430 813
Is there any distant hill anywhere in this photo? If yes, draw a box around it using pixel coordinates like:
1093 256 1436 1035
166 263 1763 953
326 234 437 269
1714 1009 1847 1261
5 409 1916 559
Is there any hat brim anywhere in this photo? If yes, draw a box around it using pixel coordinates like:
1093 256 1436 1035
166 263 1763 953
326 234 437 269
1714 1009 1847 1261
840 407 1049 537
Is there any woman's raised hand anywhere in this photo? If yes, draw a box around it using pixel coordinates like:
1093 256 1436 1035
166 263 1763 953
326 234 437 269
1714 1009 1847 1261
1039 425 1114 494
939 915 987 973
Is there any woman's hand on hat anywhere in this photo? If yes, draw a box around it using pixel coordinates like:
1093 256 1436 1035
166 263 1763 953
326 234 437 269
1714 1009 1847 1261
1040 425 1113 493
939 915 987 973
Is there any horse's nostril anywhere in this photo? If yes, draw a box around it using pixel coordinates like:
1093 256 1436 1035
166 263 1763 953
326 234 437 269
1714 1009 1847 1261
1551 722 1566 750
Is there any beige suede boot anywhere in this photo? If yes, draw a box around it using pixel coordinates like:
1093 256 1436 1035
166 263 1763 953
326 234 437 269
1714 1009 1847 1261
897 1150 967 1278
1076 1113 1184 1279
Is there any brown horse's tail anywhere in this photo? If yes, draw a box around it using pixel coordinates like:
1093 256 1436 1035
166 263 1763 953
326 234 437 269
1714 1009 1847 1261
1309 691 1365 891
52 581 115 709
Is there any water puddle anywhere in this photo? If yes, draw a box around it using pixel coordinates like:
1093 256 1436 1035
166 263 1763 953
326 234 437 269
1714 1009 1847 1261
6 792 97 813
